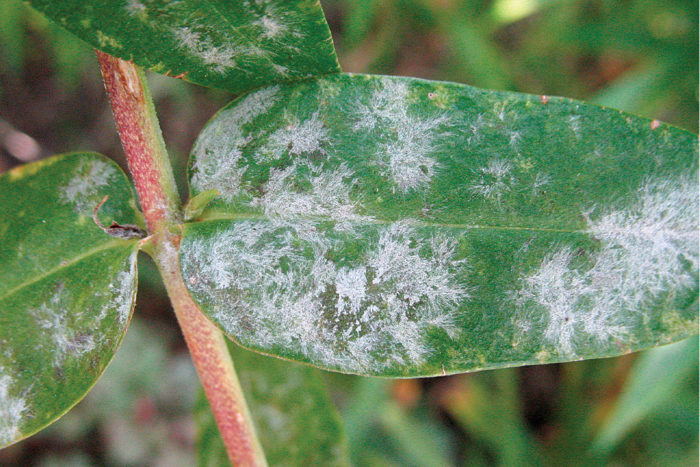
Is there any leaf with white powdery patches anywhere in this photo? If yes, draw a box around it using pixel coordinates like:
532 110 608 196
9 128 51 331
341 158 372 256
0 153 142 447
196 342 350 467
26 0 340 94
181 74 699 377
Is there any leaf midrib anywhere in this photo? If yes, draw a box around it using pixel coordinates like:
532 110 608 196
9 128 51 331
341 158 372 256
190 211 583 234
191 212 699 236
0 240 134 302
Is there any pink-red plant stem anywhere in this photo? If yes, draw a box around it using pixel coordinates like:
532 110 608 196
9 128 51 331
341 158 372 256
97 51 266 466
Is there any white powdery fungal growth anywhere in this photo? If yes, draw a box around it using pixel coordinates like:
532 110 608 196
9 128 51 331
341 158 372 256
182 221 468 371
469 158 514 204
587 176 699 307
354 80 452 191
251 163 363 222
190 86 280 201
100 251 138 326
59 159 117 214
173 26 265 73
518 176 699 355
228 86 280 127
519 248 626 355
567 115 582 138
260 111 330 161
125 0 147 17
31 287 96 367
531 172 551 196
0 368 29 446
257 15 285 39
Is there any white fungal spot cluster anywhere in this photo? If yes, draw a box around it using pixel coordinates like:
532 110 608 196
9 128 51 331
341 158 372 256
28 250 137 369
173 26 261 73
125 0 146 17
251 163 363 223
469 158 514 204
182 221 468 372
353 80 453 191
123 0 308 77
195 91 369 224
59 159 118 215
531 172 551 196
101 250 138 326
190 86 280 201
31 285 97 367
260 111 330 161
0 364 29 446
567 115 582 138
256 15 285 39
517 176 698 355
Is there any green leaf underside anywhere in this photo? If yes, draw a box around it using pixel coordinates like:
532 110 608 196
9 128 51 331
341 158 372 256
0 153 141 447
197 342 349 467
27 0 340 94
181 73 699 377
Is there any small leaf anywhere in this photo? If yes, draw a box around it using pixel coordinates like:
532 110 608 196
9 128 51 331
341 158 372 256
26 0 340 94
196 342 350 466
180 74 698 377
184 189 220 222
0 153 142 447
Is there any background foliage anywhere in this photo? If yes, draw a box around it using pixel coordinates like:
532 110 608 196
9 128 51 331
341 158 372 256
0 0 697 464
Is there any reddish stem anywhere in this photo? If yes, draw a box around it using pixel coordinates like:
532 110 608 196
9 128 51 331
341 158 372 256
97 52 266 466
97 50 179 232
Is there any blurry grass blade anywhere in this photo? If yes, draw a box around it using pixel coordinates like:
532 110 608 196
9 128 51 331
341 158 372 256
0 153 142 447
420 2 513 89
181 73 698 377
342 0 382 47
342 377 390 454
591 62 669 115
441 371 541 464
26 0 340 93
196 341 350 466
591 336 699 455
0 0 26 72
378 402 453 467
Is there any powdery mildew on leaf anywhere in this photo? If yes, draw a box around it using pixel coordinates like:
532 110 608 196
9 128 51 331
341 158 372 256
0 365 29 446
124 0 311 77
251 163 363 222
469 158 515 204
517 176 699 355
173 27 252 73
100 250 138 326
260 111 330 161
190 86 280 201
31 286 96 367
182 221 468 372
353 80 453 191
28 249 137 369
184 74 698 375
59 158 119 214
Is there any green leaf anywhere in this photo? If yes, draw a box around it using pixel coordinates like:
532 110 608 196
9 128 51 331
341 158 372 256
0 153 143 447
26 0 340 94
180 73 699 377
196 342 350 466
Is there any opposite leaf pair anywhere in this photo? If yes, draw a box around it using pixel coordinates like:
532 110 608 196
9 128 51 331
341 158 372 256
1 0 697 459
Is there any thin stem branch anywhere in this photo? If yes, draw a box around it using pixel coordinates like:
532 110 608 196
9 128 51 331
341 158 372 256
97 51 267 467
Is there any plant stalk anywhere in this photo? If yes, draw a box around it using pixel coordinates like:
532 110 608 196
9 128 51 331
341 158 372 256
97 51 267 466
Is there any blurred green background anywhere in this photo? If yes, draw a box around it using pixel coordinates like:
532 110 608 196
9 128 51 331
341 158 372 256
0 0 697 465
